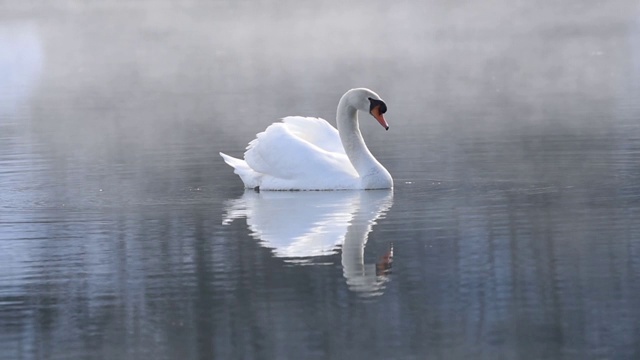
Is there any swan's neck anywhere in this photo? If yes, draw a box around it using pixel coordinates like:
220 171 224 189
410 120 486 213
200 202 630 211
336 99 389 185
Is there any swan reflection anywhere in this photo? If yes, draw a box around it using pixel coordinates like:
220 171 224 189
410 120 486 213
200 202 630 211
223 190 393 296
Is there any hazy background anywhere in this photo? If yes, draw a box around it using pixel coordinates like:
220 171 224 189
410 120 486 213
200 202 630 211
1 0 640 359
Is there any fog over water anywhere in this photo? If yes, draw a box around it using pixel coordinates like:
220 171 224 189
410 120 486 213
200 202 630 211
1 0 640 359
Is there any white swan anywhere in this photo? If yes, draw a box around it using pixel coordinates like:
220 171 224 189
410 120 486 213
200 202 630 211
219 88 393 190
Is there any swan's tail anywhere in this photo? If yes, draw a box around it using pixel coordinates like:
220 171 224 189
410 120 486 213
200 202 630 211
219 152 261 189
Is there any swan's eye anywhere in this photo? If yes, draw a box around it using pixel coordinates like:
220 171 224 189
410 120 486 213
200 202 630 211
368 98 387 114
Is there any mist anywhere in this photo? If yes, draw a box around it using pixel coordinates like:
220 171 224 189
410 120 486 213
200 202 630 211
5 0 638 132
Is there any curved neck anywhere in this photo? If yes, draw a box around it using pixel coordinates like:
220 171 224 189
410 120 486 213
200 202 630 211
336 98 383 178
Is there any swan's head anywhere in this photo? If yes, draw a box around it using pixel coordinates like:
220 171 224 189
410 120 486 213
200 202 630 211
344 88 390 131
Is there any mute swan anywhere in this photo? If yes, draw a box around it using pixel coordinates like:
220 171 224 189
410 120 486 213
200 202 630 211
219 88 393 190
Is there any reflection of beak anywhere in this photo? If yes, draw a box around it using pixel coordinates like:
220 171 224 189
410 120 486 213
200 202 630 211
376 244 393 275
371 106 389 131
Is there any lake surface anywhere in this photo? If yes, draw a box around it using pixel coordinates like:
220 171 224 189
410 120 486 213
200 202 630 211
1 1 640 359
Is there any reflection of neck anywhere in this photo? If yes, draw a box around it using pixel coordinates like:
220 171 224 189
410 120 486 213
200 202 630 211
341 212 378 292
340 191 393 294
336 98 381 179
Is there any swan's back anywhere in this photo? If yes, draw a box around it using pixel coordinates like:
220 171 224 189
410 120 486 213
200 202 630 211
221 116 359 190
279 116 344 154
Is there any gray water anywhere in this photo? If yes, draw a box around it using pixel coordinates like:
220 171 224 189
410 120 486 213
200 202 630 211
2 1 640 359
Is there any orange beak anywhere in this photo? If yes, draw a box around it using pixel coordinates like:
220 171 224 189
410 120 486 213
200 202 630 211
371 106 389 130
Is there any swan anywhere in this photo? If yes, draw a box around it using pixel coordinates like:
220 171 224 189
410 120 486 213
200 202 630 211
219 88 393 190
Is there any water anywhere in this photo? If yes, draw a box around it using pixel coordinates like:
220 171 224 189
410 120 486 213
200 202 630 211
1 1 640 359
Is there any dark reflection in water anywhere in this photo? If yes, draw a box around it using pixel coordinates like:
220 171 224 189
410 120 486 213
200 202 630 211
1 0 640 359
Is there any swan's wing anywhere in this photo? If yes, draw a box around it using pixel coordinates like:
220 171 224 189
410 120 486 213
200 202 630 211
244 117 357 182
280 116 345 154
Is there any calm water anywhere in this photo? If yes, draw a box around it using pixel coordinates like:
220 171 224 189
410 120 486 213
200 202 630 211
2 1 640 359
